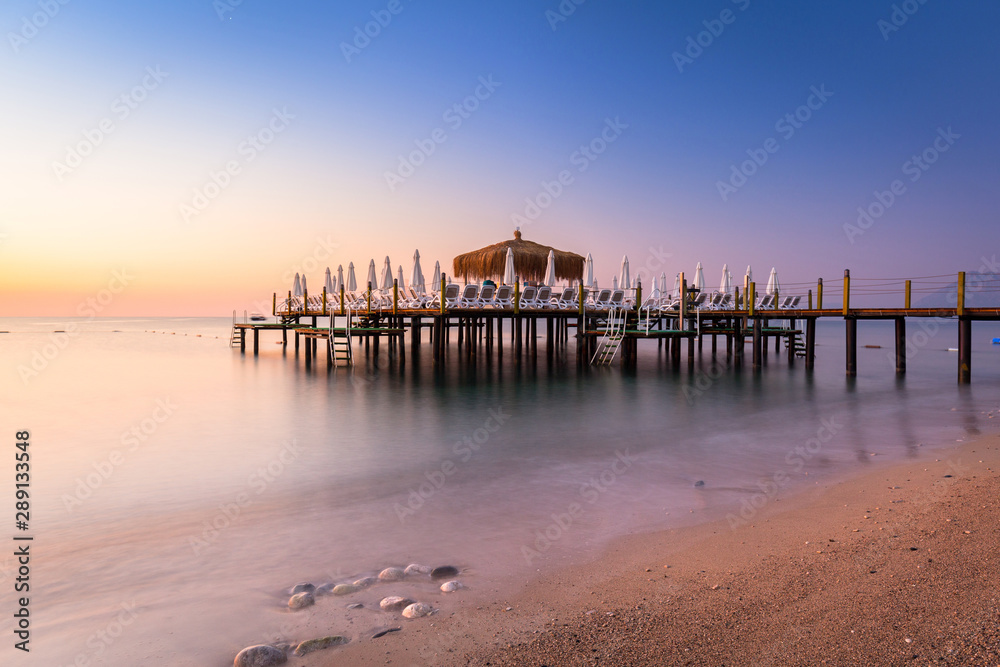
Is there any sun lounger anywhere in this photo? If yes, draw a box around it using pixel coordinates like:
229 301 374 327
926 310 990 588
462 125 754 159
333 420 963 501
458 284 480 308
519 285 538 309
477 283 496 307
494 285 513 309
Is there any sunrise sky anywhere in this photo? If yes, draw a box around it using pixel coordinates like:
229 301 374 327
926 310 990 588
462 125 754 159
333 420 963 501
1 0 997 315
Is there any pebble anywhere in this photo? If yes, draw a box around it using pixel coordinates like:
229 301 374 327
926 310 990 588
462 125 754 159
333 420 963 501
234 644 287 667
353 576 377 588
380 596 415 612
293 636 347 656
378 567 405 581
290 583 314 595
287 592 314 610
430 565 459 579
402 602 434 619
404 563 432 575
694 480 705 487
347 603 364 610
332 584 362 596
314 583 335 596
440 580 463 593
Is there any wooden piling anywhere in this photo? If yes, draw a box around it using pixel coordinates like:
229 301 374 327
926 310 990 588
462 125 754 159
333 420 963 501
893 317 906 374
752 317 762 370
805 318 816 371
958 317 971 384
846 317 857 377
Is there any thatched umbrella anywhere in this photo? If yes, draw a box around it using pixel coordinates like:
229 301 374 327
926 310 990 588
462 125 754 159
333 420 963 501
452 230 584 284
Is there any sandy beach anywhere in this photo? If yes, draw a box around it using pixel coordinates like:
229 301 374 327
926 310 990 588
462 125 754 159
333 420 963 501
294 432 1000 667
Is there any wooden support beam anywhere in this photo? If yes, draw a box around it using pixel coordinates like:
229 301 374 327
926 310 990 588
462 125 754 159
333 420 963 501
805 318 816 371
895 317 906 374
846 317 857 377
958 317 971 384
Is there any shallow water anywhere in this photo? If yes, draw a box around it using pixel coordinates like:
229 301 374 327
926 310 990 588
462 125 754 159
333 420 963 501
2 315 999 665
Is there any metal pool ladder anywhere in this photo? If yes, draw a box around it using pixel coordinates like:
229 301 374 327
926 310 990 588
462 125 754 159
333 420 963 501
328 306 354 368
591 306 626 366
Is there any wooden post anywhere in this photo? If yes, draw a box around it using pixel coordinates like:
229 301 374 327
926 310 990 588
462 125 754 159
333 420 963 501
302 289 308 314
958 317 971 383
679 272 686 328
240 326 246 353
787 317 796 365
895 317 906 374
272 293 276 316
743 275 749 310
842 270 850 316
635 281 642 312
817 279 823 310
514 279 520 315
578 283 585 314
957 271 965 317
339 285 345 316
748 282 755 317
439 277 446 315
904 280 911 310
367 282 372 315
805 318 816 371
393 280 398 315
752 316 762 370
322 288 327 315
807 289 812 310
846 317 857 377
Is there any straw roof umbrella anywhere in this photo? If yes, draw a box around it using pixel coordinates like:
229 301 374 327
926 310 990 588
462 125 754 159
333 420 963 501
452 230 584 284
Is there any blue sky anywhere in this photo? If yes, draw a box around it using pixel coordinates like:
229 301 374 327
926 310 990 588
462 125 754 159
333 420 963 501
1 0 997 313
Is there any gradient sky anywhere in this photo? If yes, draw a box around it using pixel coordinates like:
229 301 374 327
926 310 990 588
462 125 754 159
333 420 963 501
1 0 997 315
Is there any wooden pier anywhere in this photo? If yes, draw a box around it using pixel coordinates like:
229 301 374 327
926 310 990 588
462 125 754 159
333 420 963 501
231 271 999 383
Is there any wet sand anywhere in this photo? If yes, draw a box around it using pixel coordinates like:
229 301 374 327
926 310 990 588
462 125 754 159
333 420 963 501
295 433 1000 666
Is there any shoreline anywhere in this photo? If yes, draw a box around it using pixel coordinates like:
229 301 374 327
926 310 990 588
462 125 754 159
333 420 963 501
304 429 1000 666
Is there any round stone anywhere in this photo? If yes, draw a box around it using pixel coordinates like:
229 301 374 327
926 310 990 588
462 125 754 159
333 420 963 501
378 567 405 581
234 644 287 667
380 596 415 612
332 584 362 596
404 563 432 575
288 592 314 609
352 576 377 588
430 566 459 579
315 583 335 596
439 580 463 593
289 583 314 595
402 602 434 619
293 636 347 656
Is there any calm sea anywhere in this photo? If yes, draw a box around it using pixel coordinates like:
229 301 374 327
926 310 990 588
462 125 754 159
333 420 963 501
2 315 999 665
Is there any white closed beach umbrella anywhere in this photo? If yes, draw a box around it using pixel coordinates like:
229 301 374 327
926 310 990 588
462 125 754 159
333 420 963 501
649 275 661 302
347 263 357 291
693 262 705 292
543 249 556 287
672 272 681 296
432 260 442 291
745 265 753 284
301 275 308 296
612 275 619 290
585 253 594 287
380 256 392 289
324 267 334 294
619 255 631 290
410 250 425 294
503 247 515 285
660 272 668 296
366 259 377 290
337 264 345 292
396 265 405 292
292 272 302 297
766 267 780 295
719 264 731 294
